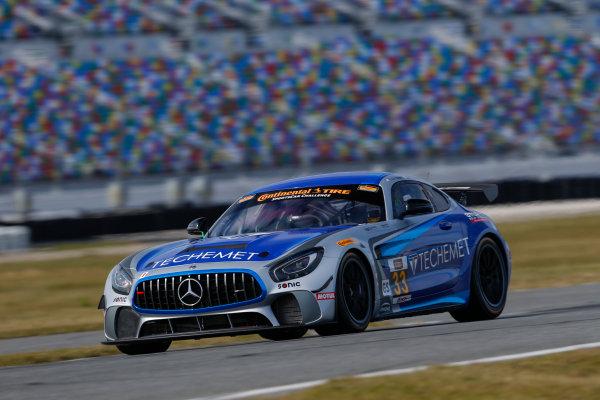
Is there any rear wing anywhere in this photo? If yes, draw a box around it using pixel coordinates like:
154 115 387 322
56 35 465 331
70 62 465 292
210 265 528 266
434 183 498 206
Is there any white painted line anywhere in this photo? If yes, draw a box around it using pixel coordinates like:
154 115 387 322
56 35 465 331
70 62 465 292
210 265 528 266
191 379 327 400
188 342 600 400
447 342 600 366
355 365 428 378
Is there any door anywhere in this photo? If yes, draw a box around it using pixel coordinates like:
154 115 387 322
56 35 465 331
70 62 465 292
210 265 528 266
376 182 468 311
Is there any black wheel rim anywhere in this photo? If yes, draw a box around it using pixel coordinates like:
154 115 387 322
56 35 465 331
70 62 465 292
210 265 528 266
342 259 370 322
478 244 505 307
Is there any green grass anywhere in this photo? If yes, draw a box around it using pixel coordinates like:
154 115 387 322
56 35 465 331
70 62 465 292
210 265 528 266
0 335 263 367
0 346 121 367
267 348 600 400
0 254 122 339
497 214 600 290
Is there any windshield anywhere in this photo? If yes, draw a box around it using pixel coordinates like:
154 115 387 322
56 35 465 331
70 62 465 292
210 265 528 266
210 185 385 237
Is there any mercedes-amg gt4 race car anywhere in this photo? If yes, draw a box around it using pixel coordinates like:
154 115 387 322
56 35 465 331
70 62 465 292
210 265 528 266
100 172 510 354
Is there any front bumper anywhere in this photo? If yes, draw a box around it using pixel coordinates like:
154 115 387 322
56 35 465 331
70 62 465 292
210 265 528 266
102 290 324 345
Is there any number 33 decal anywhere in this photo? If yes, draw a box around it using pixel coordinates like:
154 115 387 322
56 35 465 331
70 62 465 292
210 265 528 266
391 270 410 295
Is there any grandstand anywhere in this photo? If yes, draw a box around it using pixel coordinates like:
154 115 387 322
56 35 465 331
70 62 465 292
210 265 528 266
0 0 599 187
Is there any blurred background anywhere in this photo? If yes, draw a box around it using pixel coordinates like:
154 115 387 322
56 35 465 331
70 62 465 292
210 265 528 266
1 0 600 247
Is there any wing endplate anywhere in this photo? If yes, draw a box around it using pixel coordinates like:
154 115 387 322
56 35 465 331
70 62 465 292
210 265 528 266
435 183 498 206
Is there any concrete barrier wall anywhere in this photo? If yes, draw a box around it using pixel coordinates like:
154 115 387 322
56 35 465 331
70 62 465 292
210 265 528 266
0 226 31 251
10 205 229 243
450 177 600 206
2 176 599 244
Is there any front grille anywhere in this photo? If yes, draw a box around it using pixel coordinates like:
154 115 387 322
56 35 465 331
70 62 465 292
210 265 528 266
134 272 262 311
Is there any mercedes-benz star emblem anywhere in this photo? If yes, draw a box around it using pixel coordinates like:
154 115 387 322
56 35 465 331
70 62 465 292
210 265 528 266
177 278 203 307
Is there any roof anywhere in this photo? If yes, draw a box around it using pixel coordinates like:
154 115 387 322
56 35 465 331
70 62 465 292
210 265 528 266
251 172 391 193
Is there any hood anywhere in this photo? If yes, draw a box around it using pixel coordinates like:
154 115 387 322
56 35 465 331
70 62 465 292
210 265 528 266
136 225 351 272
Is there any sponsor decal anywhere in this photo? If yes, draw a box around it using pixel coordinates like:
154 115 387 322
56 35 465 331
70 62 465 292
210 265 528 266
257 187 351 202
390 256 408 271
322 188 351 194
238 194 255 203
278 281 301 289
316 292 336 301
393 294 412 304
391 270 410 296
358 185 379 192
381 280 392 296
140 271 149 278
113 296 127 303
145 250 260 269
407 237 470 274
337 238 357 247
464 212 488 223
379 302 391 312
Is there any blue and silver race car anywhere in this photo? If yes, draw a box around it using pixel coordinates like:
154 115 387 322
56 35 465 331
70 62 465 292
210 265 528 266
100 172 510 354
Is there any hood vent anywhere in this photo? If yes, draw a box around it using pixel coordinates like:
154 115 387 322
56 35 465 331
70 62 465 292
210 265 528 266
178 242 249 254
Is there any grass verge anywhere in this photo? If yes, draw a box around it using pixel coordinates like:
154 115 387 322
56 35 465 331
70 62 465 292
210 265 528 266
0 346 120 367
266 348 600 400
0 254 121 339
497 214 600 290
0 335 263 367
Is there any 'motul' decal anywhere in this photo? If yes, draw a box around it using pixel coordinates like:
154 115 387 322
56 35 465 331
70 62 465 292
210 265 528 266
316 292 336 301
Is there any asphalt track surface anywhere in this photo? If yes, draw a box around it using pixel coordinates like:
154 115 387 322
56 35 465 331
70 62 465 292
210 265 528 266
1 283 599 400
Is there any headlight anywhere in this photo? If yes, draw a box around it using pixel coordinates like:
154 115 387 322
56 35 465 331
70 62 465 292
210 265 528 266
270 248 324 282
112 264 133 295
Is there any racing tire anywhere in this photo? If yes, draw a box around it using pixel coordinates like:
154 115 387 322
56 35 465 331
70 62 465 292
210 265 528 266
116 340 171 355
450 237 508 322
259 327 308 341
315 253 373 336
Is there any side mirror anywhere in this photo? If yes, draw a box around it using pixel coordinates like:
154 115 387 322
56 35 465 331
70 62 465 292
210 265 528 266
400 199 433 219
187 217 209 237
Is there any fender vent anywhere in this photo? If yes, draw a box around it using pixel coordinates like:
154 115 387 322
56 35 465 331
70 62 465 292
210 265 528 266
116 307 140 339
272 294 302 325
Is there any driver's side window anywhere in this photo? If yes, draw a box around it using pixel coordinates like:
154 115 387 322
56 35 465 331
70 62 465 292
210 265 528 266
392 182 430 218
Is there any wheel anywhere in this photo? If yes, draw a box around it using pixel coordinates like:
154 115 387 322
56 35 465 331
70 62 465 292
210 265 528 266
315 253 373 336
451 237 508 322
259 327 308 341
116 340 171 355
